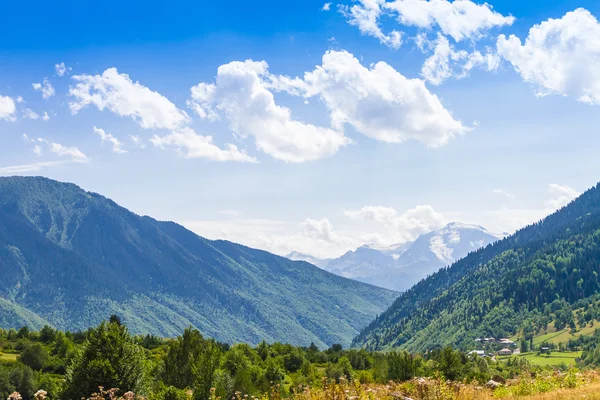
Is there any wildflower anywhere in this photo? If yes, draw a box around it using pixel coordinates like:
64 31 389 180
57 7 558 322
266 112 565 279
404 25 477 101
8 392 22 400
34 391 47 400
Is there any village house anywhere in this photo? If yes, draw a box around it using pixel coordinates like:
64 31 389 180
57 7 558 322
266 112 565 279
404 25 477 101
498 348 513 356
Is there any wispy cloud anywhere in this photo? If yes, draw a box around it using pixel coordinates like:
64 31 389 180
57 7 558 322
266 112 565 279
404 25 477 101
492 189 516 200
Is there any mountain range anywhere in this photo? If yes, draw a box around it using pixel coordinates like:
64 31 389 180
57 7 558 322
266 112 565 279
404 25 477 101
0 176 397 348
353 182 600 352
288 223 502 291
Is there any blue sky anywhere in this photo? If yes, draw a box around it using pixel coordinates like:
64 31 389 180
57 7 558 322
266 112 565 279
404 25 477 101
1 0 600 258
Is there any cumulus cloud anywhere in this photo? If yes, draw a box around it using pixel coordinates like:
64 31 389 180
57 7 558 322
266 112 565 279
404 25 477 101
16 96 24 104
151 127 258 163
93 126 128 154
322 2 332 11
340 0 403 48
385 0 514 42
69 68 190 130
300 218 338 242
422 34 499 85
341 0 513 45
344 204 445 242
55 62 71 77
32 78 55 99
0 95 16 121
497 8 600 105
272 50 469 147
188 60 350 162
546 184 580 209
42 112 50 121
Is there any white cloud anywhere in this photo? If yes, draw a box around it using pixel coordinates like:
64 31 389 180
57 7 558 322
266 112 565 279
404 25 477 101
130 135 146 149
5 137 90 175
340 0 403 49
385 0 515 42
322 2 332 11
32 78 55 99
0 95 16 121
272 50 469 147
151 127 258 163
0 160 78 175
33 145 43 156
42 112 50 121
22 134 34 144
421 34 500 85
93 126 128 154
546 184 580 209
69 68 190 130
344 204 445 242
492 189 515 200
301 218 337 242
342 0 513 45
497 8 600 105
16 96 24 104
41 140 89 161
182 217 360 259
55 62 71 77
188 60 350 162
23 108 40 120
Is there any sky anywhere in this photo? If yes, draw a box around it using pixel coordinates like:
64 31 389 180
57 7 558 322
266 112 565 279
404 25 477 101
1 0 600 259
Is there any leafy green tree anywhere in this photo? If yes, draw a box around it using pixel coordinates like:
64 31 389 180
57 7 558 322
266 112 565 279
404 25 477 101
19 343 48 371
162 328 221 400
0 369 15 400
436 347 464 381
387 351 415 382
16 327 30 339
39 326 56 343
283 350 304 373
10 365 35 400
63 321 148 399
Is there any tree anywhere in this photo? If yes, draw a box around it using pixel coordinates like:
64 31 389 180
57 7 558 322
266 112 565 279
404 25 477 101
63 321 148 399
16 327 30 340
387 351 415 382
10 365 34 400
38 326 56 343
19 343 48 371
436 347 464 381
520 339 529 353
162 328 221 400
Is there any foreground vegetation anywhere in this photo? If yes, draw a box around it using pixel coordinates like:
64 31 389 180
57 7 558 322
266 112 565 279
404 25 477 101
2 318 600 399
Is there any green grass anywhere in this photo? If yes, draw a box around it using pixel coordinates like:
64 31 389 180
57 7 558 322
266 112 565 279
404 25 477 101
0 353 18 361
515 351 582 367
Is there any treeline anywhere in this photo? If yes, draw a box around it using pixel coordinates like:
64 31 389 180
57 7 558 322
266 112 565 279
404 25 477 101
353 182 600 352
0 318 564 400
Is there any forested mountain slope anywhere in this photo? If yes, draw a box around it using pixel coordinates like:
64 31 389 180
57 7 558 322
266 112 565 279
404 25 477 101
353 182 600 352
0 176 397 348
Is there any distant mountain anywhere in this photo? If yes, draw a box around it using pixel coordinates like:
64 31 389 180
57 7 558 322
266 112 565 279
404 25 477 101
0 176 397 348
286 251 332 269
352 183 600 352
287 223 502 291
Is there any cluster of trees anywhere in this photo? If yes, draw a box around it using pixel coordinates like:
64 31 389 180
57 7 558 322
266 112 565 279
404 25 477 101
354 182 600 352
0 318 553 400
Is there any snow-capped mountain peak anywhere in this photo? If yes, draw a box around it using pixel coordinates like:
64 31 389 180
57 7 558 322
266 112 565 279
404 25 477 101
286 222 501 291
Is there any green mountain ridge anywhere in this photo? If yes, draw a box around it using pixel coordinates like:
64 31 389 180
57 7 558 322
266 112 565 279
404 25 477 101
352 182 600 352
0 176 397 348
